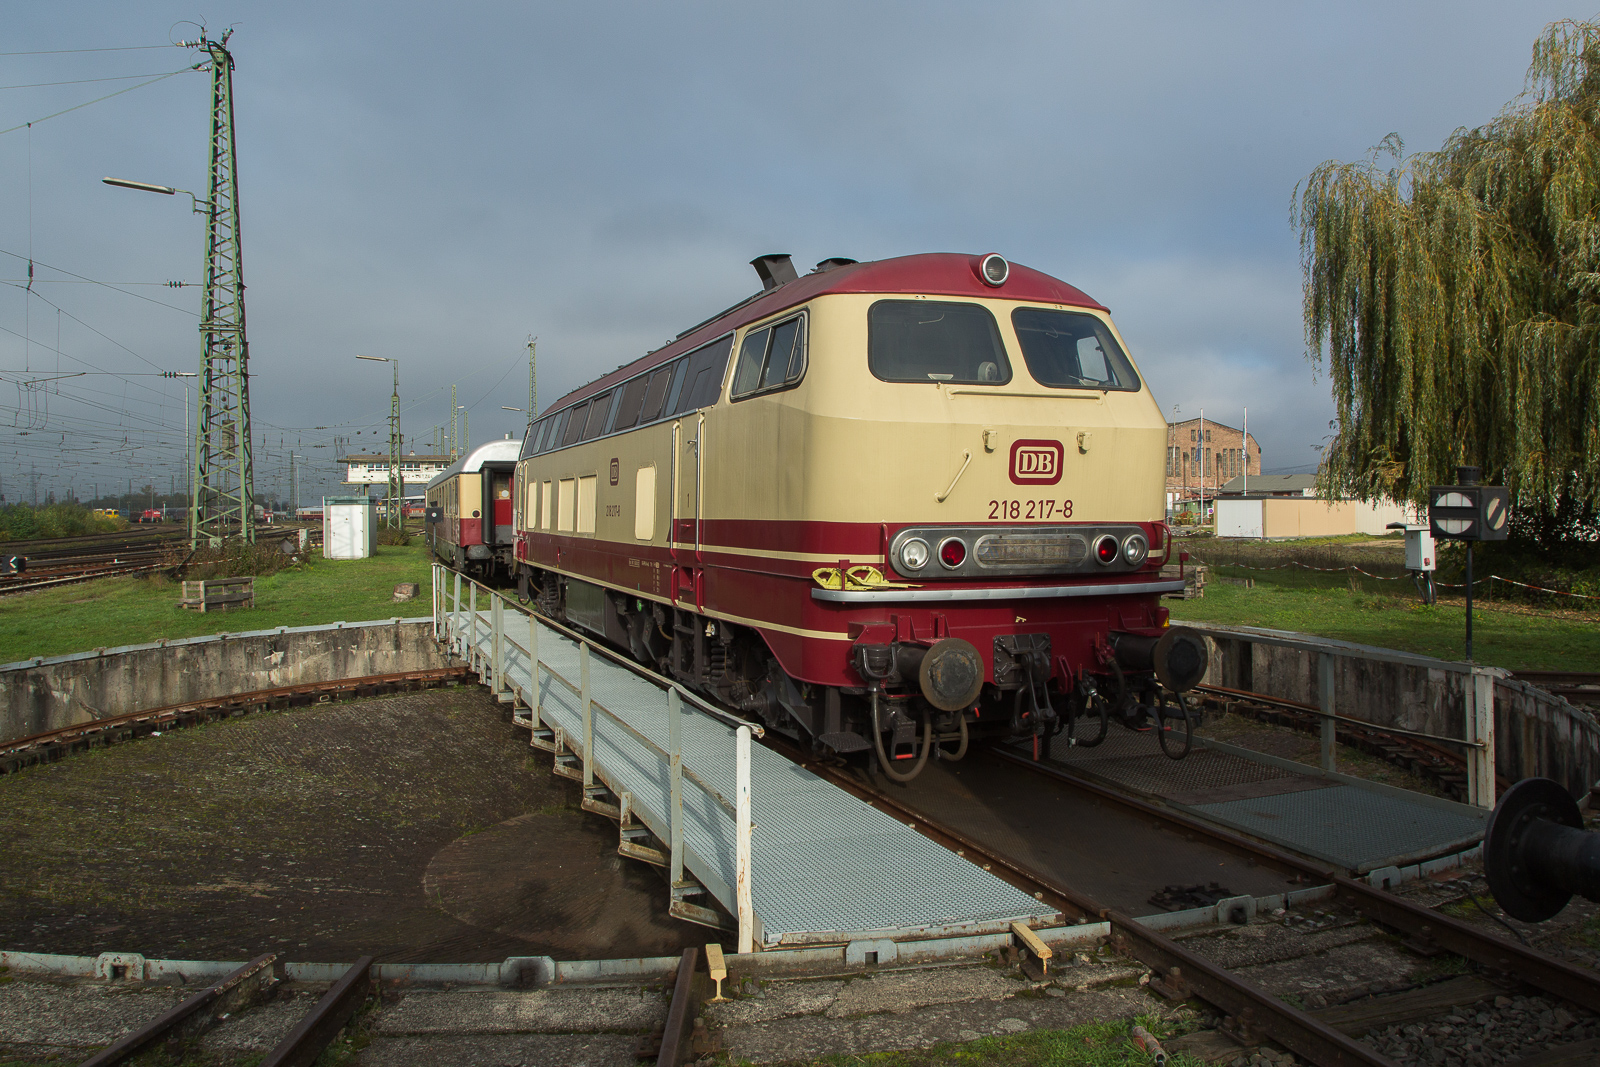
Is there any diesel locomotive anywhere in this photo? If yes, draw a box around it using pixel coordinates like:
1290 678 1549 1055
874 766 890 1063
508 252 1207 780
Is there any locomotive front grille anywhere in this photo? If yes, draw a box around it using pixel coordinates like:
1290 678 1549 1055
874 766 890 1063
973 532 1088 567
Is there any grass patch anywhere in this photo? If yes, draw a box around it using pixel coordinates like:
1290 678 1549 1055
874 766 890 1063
1173 541 1599 671
0 543 436 663
759 1014 1201 1066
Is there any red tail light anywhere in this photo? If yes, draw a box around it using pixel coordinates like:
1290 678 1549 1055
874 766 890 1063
938 537 967 568
1094 534 1119 565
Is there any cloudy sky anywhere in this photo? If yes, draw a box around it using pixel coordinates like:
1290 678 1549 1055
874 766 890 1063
0 1 1582 506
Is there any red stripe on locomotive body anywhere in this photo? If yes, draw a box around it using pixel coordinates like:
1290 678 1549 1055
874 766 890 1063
515 520 1167 688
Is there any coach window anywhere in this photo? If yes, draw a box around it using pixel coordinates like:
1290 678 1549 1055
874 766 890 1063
1011 308 1142 392
732 314 806 400
670 334 734 415
868 301 1009 384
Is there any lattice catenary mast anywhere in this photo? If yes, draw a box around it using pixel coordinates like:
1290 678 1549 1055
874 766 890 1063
187 29 253 546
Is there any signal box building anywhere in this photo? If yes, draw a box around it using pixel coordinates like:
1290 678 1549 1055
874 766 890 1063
1165 417 1260 512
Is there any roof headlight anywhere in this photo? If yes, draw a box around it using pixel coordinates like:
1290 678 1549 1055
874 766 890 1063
1122 533 1149 566
1094 534 1119 565
979 253 1009 287
898 537 930 572
938 536 968 569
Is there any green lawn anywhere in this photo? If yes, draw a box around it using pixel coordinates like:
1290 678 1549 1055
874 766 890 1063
0 543 438 664
1172 555 1599 673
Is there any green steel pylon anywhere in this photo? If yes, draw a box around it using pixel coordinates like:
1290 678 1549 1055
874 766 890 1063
188 29 253 547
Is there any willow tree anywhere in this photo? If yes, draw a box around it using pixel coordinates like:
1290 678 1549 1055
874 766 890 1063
1296 18 1600 547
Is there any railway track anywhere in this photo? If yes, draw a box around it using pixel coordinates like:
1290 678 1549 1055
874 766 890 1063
762 734 1600 1067
0 524 322 596
78 953 373 1067
1509 670 1600 708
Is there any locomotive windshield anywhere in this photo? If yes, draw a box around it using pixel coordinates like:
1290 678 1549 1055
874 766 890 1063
1011 308 1142 392
868 300 1010 384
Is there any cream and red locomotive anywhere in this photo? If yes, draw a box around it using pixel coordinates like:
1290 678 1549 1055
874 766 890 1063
510 252 1206 779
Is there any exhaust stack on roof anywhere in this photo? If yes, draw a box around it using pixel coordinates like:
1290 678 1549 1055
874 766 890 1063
750 254 799 290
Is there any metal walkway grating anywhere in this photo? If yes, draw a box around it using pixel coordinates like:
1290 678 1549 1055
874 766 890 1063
438 572 1054 947
1034 725 1487 873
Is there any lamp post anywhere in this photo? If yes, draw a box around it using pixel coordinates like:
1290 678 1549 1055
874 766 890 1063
356 355 403 528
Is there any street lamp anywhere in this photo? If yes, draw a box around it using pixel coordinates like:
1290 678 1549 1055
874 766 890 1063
102 177 211 215
356 355 403 528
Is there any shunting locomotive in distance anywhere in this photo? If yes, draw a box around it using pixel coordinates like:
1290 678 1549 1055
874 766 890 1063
509 252 1207 781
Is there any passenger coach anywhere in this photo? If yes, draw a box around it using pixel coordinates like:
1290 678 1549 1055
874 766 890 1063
425 439 520 578
511 253 1205 780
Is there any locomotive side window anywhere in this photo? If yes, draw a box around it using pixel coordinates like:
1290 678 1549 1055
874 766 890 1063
634 466 656 540
577 475 597 534
868 301 1010 384
582 391 612 440
611 375 650 432
541 480 553 530
732 313 807 401
670 335 735 415
637 365 675 424
556 478 575 531
1010 308 1142 392
562 401 590 447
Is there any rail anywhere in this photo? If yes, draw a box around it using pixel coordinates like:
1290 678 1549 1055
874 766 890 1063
433 564 761 951
75 955 371 1067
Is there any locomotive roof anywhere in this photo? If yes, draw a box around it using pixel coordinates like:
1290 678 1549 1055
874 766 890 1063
425 439 521 489
545 253 1106 414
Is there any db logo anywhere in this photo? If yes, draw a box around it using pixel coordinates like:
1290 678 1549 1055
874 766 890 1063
609 458 620 486
1009 439 1063 485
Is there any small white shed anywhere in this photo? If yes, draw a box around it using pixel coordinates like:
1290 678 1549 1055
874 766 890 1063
323 496 378 559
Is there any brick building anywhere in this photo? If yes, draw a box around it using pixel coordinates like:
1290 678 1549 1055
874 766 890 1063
1165 417 1259 506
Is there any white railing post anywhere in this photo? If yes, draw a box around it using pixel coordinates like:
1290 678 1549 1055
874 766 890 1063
1468 667 1497 809
452 571 462 655
528 610 541 720
581 642 594 789
1318 652 1337 773
669 688 683 886
491 592 504 695
430 564 439 640
468 582 478 671
736 723 753 954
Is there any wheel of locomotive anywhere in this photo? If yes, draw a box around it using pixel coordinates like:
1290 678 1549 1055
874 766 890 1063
1156 690 1195 761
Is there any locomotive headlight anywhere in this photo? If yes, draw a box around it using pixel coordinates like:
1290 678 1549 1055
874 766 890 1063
938 536 968 569
979 253 1009 287
1122 533 1149 566
1094 533 1119 565
898 537 930 572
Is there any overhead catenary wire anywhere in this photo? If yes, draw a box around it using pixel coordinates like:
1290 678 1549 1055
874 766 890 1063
0 66 201 137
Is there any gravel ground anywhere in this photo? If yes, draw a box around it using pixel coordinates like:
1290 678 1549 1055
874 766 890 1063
1362 993 1597 1066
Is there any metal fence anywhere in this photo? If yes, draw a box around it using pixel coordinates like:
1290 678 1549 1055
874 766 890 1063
431 564 758 951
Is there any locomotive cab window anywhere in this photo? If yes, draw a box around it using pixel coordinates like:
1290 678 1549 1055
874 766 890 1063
868 300 1009 384
1010 308 1142 392
732 313 807 400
